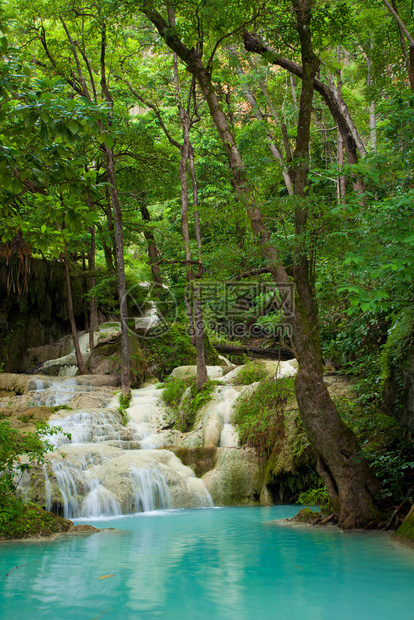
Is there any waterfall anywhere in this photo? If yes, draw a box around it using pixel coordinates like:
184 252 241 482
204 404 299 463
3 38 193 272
20 375 214 518
128 466 171 513
28 377 79 407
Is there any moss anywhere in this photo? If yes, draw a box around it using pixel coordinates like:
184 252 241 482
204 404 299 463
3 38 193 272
237 361 268 385
170 447 219 478
140 321 219 379
162 377 217 432
292 508 321 523
0 502 72 540
235 377 319 501
392 506 414 549
18 412 34 423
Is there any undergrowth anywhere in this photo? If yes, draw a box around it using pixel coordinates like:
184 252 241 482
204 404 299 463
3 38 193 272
234 377 294 457
118 392 132 425
234 377 320 500
297 486 331 513
161 376 217 432
237 361 268 385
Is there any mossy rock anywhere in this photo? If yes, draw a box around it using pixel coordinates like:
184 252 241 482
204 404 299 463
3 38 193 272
140 321 219 379
0 373 31 395
291 508 321 524
0 406 54 431
202 447 264 506
392 505 414 549
170 447 219 478
0 503 72 540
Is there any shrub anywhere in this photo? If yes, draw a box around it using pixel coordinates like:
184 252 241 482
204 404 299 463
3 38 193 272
234 377 294 456
141 322 203 378
298 486 331 513
161 376 193 411
237 361 268 385
161 376 217 432
0 420 66 527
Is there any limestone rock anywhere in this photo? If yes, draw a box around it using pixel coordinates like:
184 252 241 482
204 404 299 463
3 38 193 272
202 447 264 505
177 428 204 448
219 423 239 448
260 485 274 506
218 360 297 385
392 505 414 549
171 365 224 380
0 373 32 394
169 447 219 478
203 413 224 447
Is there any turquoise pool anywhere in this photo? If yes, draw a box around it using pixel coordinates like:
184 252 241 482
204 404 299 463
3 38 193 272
0 505 413 619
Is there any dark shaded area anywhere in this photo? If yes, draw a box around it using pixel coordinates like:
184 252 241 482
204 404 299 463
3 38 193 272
0 256 88 372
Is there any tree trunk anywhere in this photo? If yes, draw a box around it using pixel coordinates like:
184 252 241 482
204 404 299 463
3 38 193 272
64 256 88 375
105 145 131 396
88 226 98 354
335 49 346 202
242 33 367 160
171 42 208 390
188 144 208 390
139 201 164 291
366 47 377 153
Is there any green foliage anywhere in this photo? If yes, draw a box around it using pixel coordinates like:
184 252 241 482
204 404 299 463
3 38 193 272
335 395 414 503
237 361 268 385
118 392 132 425
298 486 331 513
161 375 217 432
234 377 294 457
178 380 217 432
141 321 218 378
0 420 66 527
161 376 192 411
0 501 71 540
142 322 196 378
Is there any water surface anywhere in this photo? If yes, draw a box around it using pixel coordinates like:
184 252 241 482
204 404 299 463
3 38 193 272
1 505 413 619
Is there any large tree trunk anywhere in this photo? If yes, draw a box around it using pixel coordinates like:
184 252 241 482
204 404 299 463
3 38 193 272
139 0 380 527
64 256 88 375
100 22 131 397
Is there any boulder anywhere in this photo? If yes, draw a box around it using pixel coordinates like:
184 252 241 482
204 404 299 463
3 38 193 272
169 447 219 478
218 359 297 385
219 424 239 448
392 505 414 549
203 413 224 447
0 373 32 394
202 447 264 506
171 365 224 380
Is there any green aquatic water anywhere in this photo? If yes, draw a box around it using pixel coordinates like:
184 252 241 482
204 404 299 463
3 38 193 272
0 505 413 620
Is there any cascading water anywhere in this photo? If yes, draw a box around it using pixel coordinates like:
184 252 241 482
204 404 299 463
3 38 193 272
128 466 171 513
20 375 214 519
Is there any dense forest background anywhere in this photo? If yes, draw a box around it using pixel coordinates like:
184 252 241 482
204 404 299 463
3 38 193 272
1 0 414 527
